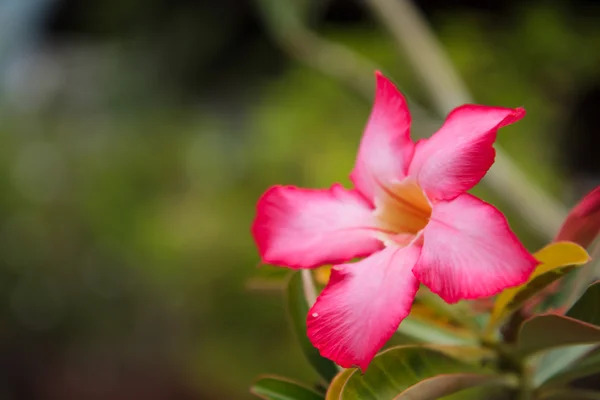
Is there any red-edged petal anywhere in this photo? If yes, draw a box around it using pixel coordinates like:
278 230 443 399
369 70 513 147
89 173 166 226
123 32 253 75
555 186 600 248
414 194 537 303
408 105 525 201
252 184 382 269
350 72 415 202
307 245 420 371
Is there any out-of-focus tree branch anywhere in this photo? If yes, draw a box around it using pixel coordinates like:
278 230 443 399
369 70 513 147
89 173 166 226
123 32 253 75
255 0 377 99
364 0 568 239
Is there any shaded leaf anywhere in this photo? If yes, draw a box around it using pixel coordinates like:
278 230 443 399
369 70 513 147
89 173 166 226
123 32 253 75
251 376 324 400
532 285 600 387
326 369 353 400
340 346 502 400
532 344 596 387
567 281 600 326
393 374 509 400
541 346 600 388
518 314 600 356
486 242 589 334
286 272 338 382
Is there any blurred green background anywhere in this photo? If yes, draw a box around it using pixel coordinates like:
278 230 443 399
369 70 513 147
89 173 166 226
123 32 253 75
0 0 598 398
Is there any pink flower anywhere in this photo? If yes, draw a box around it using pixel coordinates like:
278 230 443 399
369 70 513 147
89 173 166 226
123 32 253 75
251 72 538 371
555 186 600 249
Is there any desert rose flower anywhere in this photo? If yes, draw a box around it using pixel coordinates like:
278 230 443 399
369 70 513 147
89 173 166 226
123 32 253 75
252 72 538 371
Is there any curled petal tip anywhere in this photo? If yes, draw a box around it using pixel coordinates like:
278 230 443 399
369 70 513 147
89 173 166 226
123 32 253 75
507 106 526 123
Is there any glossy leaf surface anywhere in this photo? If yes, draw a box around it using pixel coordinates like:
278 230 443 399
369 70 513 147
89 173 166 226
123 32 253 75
340 346 500 400
251 376 324 400
325 369 353 400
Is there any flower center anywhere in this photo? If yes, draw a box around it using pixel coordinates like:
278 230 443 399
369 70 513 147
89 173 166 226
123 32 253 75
373 180 432 245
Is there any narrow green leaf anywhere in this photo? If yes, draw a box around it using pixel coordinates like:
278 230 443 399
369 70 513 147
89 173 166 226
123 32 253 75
326 369 354 400
518 314 600 356
567 281 600 325
251 376 324 400
286 272 338 382
340 345 502 400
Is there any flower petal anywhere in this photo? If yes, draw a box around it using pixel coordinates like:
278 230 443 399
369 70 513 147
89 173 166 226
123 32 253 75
414 194 537 303
252 184 382 269
408 105 525 201
350 72 415 201
556 186 600 248
307 245 420 371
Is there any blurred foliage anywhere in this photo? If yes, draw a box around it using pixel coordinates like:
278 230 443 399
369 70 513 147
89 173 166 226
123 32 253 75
252 241 600 399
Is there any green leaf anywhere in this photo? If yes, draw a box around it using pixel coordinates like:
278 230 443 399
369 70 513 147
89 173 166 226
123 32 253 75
326 369 353 400
286 272 338 382
567 281 600 325
533 344 596 387
392 374 509 400
251 376 325 400
533 282 600 386
340 346 504 400
486 242 589 335
518 314 600 356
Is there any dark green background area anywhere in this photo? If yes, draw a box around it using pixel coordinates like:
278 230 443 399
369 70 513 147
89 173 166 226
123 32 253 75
0 0 598 399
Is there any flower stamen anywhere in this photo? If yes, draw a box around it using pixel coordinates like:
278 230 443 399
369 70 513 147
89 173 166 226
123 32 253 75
374 179 431 241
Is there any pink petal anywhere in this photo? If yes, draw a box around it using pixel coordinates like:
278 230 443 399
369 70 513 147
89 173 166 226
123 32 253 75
408 105 525 201
555 186 600 248
307 245 420 371
413 194 537 303
252 184 382 269
350 72 415 202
